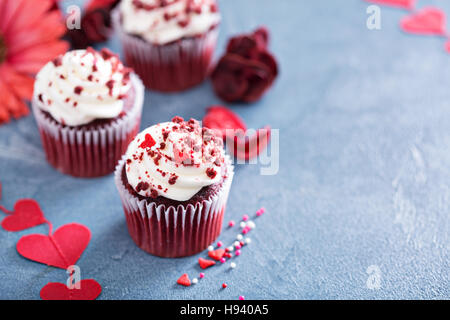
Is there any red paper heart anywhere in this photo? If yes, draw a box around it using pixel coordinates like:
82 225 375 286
17 223 91 269
198 257 216 269
203 105 247 139
40 279 101 300
208 248 225 261
400 7 446 36
1 199 47 232
365 0 415 10
177 273 191 287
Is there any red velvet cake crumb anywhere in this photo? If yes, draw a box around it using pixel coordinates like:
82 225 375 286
74 86 83 95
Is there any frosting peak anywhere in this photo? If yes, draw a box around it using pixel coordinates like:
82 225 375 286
120 0 220 45
34 48 132 126
125 117 226 201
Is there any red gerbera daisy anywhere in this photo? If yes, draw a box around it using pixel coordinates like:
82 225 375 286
0 0 69 124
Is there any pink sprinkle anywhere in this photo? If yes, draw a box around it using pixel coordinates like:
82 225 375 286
256 207 265 216
235 250 241 256
242 226 251 234
242 214 249 221
239 295 245 300
220 257 226 263
228 220 235 227
235 244 241 250
199 273 205 279
217 241 223 247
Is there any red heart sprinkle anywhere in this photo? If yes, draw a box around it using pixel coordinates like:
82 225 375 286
365 0 415 10
208 248 225 261
198 257 216 269
139 133 156 149
40 279 102 300
177 273 191 287
1 199 47 232
17 223 91 269
400 7 446 36
203 105 247 139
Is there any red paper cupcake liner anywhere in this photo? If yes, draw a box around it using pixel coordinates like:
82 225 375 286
112 9 219 92
32 74 144 178
114 156 234 258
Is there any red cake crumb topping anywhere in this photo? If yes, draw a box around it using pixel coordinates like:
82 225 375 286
136 181 150 192
52 55 62 67
74 86 83 95
206 168 217 179
177 19 190 28
150 189 159 198
106 80 115 96
100 48 116 61
172 116 184 123
168 175 178 185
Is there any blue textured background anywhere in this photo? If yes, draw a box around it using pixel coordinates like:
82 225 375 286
0 0 449 299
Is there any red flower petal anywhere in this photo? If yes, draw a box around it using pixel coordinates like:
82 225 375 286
226 126 271 161
8 40 69 74
0 77 29 124
211 27 278 103
203 105 247 139
400 7 446 36
253 26 270 48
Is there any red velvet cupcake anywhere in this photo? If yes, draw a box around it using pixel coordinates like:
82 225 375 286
112 0 220 92
114 116 234 257
32 48 144 177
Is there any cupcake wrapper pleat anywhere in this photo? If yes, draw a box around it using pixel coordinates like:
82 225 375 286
32 74 144 178
114 155 234 258
112 9 218 92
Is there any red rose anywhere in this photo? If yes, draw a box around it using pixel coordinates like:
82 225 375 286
211 27 278 103
67 0 119 49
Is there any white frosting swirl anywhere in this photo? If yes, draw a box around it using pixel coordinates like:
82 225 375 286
120 0 220 45
34 49 132 126
125 118 225 201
